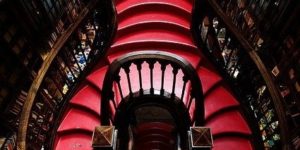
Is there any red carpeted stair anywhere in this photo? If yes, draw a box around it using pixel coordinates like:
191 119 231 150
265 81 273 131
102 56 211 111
54 0 253 149
133 122 176 150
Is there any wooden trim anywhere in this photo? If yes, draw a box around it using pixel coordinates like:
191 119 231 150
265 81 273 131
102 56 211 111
16 1 98 149
205 0 290 149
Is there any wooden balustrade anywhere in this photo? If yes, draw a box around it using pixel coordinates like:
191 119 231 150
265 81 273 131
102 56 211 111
101 51 205 127
101 51 205 149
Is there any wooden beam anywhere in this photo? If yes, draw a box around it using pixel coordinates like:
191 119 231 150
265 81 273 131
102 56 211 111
206 0 290 149
16 1 98 149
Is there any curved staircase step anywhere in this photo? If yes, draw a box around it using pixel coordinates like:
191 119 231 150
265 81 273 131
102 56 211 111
109 41 198 55
205 110 251 136
134 122 175 133
135 134 175 144
55 132 92 150
204 86 239 119
114 25 194 47
197 66 222 95
70 85 101 115
86 65 108 90
213 136 253 150
116 0 192 15
134 140 174 150
58 107 100 133
119 13 190 31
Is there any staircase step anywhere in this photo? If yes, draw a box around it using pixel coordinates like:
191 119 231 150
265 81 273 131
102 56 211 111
119 14 189 31
134 122 174 132
204 86 239 119
58 108 100 133
70 85 101 116
116 0 192 15
55 133 92 150
197 66 222 95
86 65 108 90
134 129 174 139
135 133 175 143
205 110 251 136
116 22 191 44
112 32 195 53
133 122 176 150
109 41 198 55
213 136 253 150
134 140 174 150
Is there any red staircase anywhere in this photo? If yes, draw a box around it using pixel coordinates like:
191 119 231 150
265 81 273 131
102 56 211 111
54 0 253 149
133 122 176 150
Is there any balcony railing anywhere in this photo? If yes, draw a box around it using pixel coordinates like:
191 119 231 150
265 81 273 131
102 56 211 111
101 51 205 149
16 0 116 149
101 51 204 125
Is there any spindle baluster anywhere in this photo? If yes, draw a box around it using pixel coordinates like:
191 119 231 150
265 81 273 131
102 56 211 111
181 76 189 101
159 61 167 95
114 74 124 100
147 60 155 94
171 64 179 98
123 63 133 96
134 61 143 94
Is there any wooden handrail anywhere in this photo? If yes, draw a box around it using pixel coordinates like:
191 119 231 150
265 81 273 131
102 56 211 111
16 1 98 149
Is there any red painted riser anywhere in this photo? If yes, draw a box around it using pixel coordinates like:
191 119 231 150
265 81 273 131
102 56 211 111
133 122 176 150
54 0 254 149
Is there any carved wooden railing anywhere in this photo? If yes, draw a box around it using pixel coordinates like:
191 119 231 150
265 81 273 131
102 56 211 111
16 0 116 149
100 51 205 149
191 0 291 149
101 51 204 126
